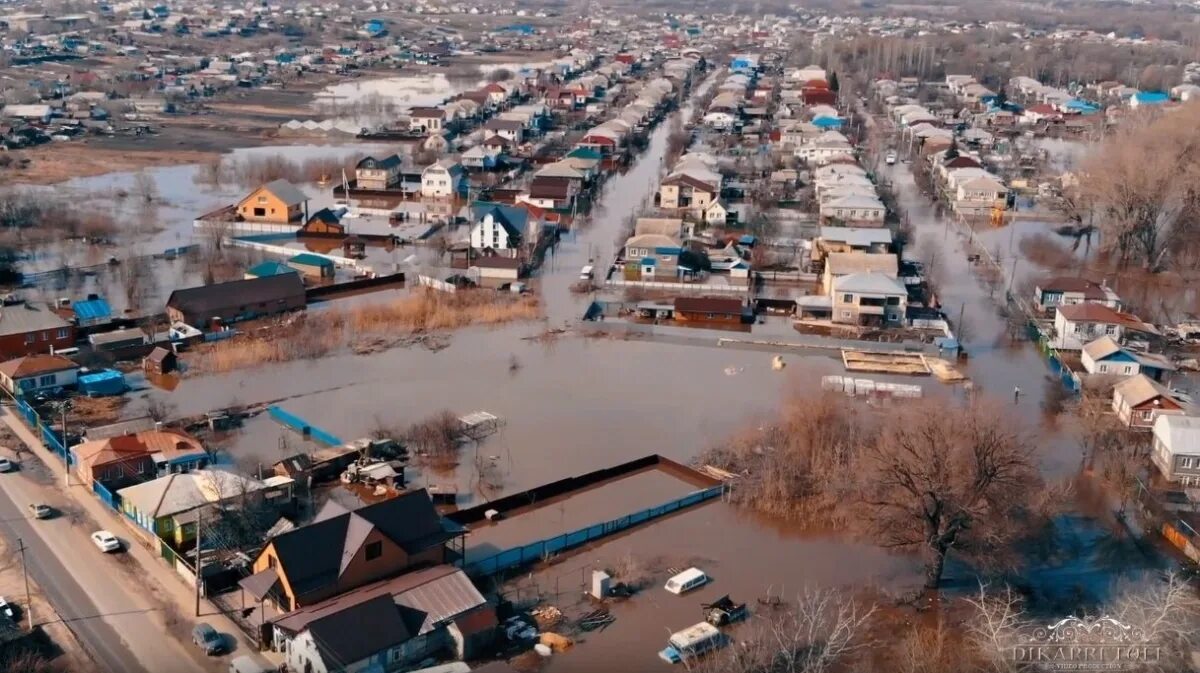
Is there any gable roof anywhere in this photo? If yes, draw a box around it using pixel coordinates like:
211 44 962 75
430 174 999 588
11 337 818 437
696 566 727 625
264 489 454 601
662 173 717 192
356 154 402 171
255 179 308 207
0 354 78 379
826 252 898 277
1057 304 1158 335
471 202 529 238
117 468 265 519
1082 335 1123 362
272 565 487 667
1113 374 1178 408
0 302 70 338
247 261 299 278
1038 277 1111 299
1153 414 1200 454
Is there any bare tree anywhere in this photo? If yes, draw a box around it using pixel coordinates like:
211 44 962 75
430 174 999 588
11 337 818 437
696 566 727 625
859 400 1042 589
131 170 158 204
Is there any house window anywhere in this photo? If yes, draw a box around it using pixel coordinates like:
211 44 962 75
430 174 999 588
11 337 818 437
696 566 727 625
1123 365 1133 375
23 333 34 344
1105 324 1117 336
257 196 267 203
38 375 55 387
842 311 851 318
365 540 383 561
1073 324 1085 335
388 647 403 665
18 379 34 391
57 328 68 339
842 294 853 303
40 331 47 341
1182 457 1193 469
1098 364 1108 373
253 207 266 217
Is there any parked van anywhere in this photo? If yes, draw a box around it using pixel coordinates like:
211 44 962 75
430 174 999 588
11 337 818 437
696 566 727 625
658 622 725 663
579 265 595 280
664 567 709 595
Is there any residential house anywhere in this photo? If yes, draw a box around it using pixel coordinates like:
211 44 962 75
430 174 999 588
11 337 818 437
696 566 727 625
1152 415 1200 486
420 160 465 199
520 176 578 210
245 261 300 280
409 107 446 134
469 202 531 258
673 297 747 324
0 302 75 359
355 155 403 190
118 468 291 547
704 200 730 226
953 176 1007 216
1112 374 1186 429
482 118 524 144
242 490 459 612
659 174 718 215
831 272 909 326
299 208 346 237
822 252 898 294
237 180 309 224
1034 278 1121 312
73 428 209 489
461 146 495 170
166 274 307 328
1080 336 1175 381
1051 304 1159 351
819 194 887 224
623 233 682 279
0 354 79 396
269 565 495 673
814 227 893 262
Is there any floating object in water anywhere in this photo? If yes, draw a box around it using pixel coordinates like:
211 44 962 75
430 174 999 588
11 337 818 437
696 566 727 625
771 355 786 370
724 366 743 376
534 643 553 657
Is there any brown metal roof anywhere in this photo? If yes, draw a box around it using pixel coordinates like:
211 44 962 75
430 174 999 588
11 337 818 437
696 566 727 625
673 296 744 315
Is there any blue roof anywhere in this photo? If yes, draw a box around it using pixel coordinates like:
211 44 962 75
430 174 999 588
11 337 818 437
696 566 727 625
1132 91 1169 105
288 253 334 268
471 201 529 237
654 246 682 255
73 298 112 321
641 257 657 267
247 261 298 277
1065 99 1100 112
812 116 843 128
738 235 757 245
567 147 603 161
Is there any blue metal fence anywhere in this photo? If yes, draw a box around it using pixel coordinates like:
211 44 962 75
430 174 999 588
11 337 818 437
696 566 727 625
93 480 121 510
9 395 73 466
267 405 343 447
464 485 723 577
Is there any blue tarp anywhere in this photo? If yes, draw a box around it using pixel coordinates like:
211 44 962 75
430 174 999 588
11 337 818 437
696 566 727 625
78 370 126 396
73 298 112 324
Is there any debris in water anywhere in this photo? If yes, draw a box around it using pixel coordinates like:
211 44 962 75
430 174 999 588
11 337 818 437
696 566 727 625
724 366 743 376
771 355 786 370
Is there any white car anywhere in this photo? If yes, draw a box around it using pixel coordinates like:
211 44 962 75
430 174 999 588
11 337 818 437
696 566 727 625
0 458 12 473
885 151 897 165
28 504 52 520
91 531 120 553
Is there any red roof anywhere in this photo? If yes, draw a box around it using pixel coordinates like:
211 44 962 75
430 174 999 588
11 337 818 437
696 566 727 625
1057 304 1158 334
804 79 830 89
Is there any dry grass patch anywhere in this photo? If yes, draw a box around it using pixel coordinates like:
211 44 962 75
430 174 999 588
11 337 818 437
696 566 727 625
188 289 540 374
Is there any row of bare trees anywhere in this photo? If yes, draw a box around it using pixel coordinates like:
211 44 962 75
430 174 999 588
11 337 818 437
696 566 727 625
703 394 1049 589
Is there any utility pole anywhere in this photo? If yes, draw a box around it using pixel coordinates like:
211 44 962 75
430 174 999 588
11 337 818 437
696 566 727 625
194 508 202 617
17 539 32 631
61 403 71 487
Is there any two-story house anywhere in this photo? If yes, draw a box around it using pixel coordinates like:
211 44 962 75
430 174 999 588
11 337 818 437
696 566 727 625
482 118 524 144
355 154 403 190
269 565 495 673
237 180 309 224
658 174 718 214
241 490 460 612
1152 415 1200 486
408 107 445 134
623 233 682 279
1052 304 1159 351
831 272 908 326
420 160 465 199
469 202 532 258
520 175 579 210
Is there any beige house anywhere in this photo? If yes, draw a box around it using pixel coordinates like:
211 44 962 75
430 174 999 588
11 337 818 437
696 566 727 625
831 272 909 326
659 174 718 214
819 194 887 224
236 180 308 224
822 252 898 294
355 155 403 190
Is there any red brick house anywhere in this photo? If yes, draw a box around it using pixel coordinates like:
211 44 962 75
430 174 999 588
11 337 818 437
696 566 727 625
0 302 75 360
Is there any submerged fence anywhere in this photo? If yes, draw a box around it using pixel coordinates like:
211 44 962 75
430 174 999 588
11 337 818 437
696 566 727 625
463 484 724 578
267 405 344 447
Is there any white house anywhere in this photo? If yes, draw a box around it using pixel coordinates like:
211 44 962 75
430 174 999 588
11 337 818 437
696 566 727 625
1152 415 1200 485
819 194 887 224
0 355 80 396
468 202 531 257
1080 336 1176 381
420 160 464 199
1052 304 1159 351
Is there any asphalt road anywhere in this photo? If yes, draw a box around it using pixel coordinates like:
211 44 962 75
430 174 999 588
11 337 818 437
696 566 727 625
0 467 150 673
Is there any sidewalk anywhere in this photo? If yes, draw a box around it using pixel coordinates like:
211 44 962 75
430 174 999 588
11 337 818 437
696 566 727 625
1 407 277 672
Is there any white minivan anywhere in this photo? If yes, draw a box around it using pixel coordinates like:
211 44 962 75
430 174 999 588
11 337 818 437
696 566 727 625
665 567 709 595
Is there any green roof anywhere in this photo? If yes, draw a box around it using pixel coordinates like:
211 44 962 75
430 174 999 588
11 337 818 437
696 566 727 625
247 261 298 277
288 253 334 268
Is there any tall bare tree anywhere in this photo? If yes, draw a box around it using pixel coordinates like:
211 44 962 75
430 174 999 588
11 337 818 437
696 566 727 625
859 400 1041 589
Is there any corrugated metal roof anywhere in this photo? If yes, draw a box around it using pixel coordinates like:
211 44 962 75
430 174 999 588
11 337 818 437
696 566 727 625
73 298 112 321
394 566 487 635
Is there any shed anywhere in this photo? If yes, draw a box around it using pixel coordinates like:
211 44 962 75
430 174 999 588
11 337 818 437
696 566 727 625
78 370 127 397
245 261 298 280
88 328 148 351
143 346 177 374
73 298 113 327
